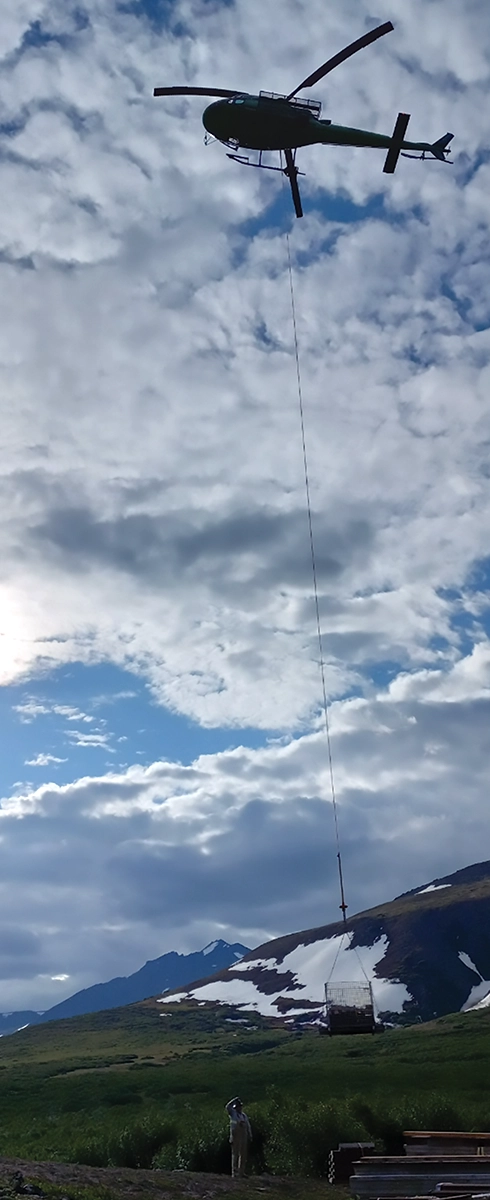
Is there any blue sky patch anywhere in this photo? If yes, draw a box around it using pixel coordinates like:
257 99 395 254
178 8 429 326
116 0 187 33
20 11 89 51
2 662 275 797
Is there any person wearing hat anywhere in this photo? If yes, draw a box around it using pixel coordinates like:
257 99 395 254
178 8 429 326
225 1095 252 1177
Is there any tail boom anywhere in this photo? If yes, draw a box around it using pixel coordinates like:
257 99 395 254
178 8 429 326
315 116 454 170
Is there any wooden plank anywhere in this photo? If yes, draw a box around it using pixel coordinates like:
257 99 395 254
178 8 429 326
406 1133 490 1157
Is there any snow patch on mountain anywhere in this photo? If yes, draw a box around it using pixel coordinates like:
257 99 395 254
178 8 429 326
173 977 297 1017
463 980 490 1009
166 931 412 1017
417 884 452 894
203 941 220 956
459 951 481 975
458 951 490 1011
228 958 271 973
468 990 490 1011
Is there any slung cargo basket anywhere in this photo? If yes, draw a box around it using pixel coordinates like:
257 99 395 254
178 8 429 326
324 981 376 1036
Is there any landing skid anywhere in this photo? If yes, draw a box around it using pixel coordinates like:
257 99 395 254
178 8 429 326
225 147 305 218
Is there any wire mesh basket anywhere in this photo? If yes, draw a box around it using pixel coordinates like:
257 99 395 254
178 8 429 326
323 981 376 1035
325 981 374 1008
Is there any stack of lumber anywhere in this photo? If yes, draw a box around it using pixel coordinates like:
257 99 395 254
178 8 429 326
349 1133 490 1199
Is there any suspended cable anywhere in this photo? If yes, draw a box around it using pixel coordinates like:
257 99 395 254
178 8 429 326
284 229 348 927
326 928 347 984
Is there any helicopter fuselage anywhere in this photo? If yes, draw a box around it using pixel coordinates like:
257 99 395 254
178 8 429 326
203 93 435 157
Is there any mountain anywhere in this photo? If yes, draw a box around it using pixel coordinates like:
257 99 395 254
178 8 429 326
162 861 490 1024
0 940 249 1036
0 1011 42 1037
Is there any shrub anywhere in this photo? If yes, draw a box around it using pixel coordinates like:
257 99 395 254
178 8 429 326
153 1118 229 1173
351 1100 404 1155
259 1098 365 1177
71 1118 177 1169
351 1094 465 1155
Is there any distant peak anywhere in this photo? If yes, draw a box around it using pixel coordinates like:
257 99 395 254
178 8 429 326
201 939 249 958
203 940 222 955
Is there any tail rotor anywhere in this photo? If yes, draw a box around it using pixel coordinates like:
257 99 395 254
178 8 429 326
431 132 454 161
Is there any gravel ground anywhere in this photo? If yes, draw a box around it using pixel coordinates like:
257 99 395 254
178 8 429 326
0 1158 342 1200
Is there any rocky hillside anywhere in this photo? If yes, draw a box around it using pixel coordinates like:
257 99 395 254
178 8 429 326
163 861 490 1023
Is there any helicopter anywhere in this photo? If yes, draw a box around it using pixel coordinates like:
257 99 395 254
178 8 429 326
154 22 454 218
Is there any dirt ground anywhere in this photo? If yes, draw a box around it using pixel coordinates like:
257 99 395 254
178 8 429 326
0 1158 346 1200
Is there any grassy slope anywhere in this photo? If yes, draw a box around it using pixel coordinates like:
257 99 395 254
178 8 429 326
0 999 489 1165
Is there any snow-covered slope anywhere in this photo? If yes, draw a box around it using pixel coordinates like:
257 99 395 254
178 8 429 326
162 861 490 1023
169 932 411 1017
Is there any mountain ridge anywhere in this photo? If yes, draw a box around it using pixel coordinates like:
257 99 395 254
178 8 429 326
161 861 490 1023
0 939 249 1037
4 860 490 1038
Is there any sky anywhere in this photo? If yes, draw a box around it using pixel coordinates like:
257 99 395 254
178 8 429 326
1 0 490 1012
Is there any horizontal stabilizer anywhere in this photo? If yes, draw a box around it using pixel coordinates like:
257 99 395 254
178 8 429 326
383 112 411 174
431 132 454 161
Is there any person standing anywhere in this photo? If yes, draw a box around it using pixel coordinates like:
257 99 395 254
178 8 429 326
226 1095 252 1178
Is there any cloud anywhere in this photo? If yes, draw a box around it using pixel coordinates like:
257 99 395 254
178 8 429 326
14 702 51 723
52 706 94 722
25 753 68 766
1 644 490 1002
66 730 113 750
93 691 137 707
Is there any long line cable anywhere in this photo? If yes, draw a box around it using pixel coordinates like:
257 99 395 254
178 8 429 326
284 230 348 928
284 228 374 993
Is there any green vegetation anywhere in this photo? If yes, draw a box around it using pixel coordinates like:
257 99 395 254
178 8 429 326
0 1000 489 1177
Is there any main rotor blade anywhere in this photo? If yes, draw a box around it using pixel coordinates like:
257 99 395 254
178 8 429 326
284 148 303 219
154 86 239 98
287 21 394 100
